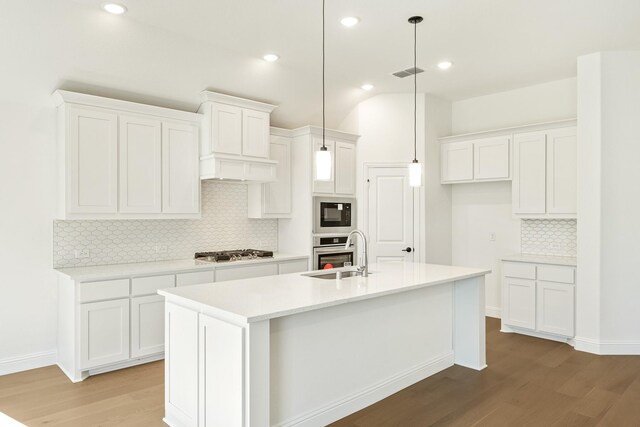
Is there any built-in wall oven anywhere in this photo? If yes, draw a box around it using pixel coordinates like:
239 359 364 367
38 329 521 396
313 197 356 234
313 235 356 270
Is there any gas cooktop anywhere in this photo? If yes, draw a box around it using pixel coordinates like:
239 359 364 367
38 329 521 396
194 249 274 263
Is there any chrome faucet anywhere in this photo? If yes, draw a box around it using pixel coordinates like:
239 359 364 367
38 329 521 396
345 229 368 277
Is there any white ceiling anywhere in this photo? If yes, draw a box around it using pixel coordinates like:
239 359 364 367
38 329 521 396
2 0 640 128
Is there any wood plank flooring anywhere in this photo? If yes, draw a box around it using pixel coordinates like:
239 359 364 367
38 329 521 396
1 318 639 426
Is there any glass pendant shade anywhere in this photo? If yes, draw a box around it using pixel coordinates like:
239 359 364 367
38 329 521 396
315 147 332 181
409 161 422 187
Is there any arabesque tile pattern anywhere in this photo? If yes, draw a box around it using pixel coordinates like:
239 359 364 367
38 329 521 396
521 219 576 257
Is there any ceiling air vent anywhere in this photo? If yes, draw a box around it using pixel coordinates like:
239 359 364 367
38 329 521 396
392 67 424 78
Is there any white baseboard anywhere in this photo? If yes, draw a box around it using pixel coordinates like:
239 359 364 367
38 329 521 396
0 350 57 376
485 306 502 319
574 336 640 355
275 352 454 427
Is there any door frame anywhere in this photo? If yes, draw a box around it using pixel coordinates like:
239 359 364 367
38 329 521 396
362 162 425 263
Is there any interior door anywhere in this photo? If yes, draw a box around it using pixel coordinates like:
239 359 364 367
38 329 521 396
367 166 415 263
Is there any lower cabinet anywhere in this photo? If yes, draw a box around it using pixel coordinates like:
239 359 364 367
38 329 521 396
131 294 165 357
80 299 130 369
502 261 576 339
216 263 278 282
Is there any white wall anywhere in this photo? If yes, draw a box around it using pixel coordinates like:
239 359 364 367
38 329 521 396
577 51 640 353
339 93 452 265
452 78 577 134
0 99 58 371
450 78 577 316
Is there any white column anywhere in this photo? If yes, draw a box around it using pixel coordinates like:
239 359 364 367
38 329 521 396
453 276 487 370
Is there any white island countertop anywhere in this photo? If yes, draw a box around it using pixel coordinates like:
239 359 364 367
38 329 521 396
55 253 308 281
159 262 491 323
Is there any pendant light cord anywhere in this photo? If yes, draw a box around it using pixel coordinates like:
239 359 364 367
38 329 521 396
413 18 417 163
322 0 326 149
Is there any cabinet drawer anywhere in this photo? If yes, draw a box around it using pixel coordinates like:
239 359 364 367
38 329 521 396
80 279 130 303
216 263 278 282
537 265 575 284
503 262 536 280
131 274 175 296
177 270 214 287
278 259 309 275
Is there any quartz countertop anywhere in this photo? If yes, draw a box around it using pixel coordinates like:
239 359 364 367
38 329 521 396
501 253 577 267
55 253 309 281
159 262 491 323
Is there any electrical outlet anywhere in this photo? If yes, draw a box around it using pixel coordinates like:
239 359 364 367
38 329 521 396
155 245 167 254
489 232 496 242
74 249 90 259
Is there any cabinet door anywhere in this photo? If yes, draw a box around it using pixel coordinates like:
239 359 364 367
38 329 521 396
199 315 244 427
441 141 473 183
215 263 278 282
335 141 356 195
67 106 118 214
503 277 536 330
80 299 130 369
312 137 336 193
131 295 165 358
546 127 577 215
119 115 162 213
210 103 242 155
473 136 511 181
264 137 292 214
242 109 270 158
162 122 200 214
512 132 546 214
536 281 575 337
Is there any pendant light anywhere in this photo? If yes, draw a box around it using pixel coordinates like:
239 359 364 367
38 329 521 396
315 0 332 181
408 16 423 187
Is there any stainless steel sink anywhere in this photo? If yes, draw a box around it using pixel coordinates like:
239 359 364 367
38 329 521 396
302 269 372 280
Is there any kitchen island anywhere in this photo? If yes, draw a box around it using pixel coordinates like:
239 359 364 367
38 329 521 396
159 262 490 427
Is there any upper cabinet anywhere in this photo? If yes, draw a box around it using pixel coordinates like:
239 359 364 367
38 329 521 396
512 127 576 218
53 90 201 220
199 91 277 182
248 129 292 218
310 135 357 196
441 136 511 184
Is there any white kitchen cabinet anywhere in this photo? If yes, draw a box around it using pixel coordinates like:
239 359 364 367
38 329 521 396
335 141 356 195
54 90 202 219
312 137 336 194
248 135 292 218
278 259 309 274
503 277 536 330
209 103 243 156
80 299 130 369
546 128 577 214
512 132 547 214
199 314 244 427
502 260 576 340
162 122 200 214
242 109 270 158
536 281 575 337
119 115 162 213
131 294 165 358
473 136 511 181
199 91 277 181
216 263 279 282
176 270 214 287
65 106 119 214
441 141 473 183
512 127 577 218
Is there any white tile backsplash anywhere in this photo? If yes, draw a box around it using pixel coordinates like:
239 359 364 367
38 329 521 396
521 219 576 257
53 181 278 267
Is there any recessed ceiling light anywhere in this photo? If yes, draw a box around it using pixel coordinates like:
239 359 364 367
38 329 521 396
437 61 453 70
341 17 360 27
361 83 374 91
102 3 127 14
263 53 280 62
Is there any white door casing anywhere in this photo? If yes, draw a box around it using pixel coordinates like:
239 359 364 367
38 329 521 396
366 166 415 264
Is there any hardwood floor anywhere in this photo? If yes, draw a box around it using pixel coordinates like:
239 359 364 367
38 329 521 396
1 318 639 426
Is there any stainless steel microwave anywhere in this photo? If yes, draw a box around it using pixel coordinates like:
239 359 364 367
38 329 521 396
313 197 356 234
